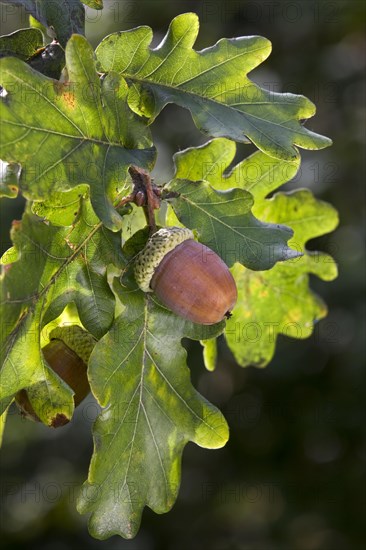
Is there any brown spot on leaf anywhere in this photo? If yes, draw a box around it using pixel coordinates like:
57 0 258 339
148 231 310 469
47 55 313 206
62 91 76 109
50 413 70 428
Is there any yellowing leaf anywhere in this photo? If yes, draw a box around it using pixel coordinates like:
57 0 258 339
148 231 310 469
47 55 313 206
171 138 338 366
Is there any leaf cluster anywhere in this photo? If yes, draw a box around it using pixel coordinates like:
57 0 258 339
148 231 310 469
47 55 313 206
0 5 338 539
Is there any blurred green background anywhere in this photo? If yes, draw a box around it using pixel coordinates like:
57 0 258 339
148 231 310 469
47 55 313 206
0 1 365 549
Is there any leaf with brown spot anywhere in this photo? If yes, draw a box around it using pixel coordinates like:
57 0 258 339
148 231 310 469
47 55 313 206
0 35 155 230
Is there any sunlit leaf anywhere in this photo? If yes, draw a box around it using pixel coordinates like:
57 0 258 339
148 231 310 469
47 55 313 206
0 199 124 401
171 138 338 366
227 190 338 366
96 12 331 161
165 178 300 270
0 34 156 230
77 280 228 539
0 28 43 60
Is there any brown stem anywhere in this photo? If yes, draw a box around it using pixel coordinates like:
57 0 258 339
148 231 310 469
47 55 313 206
116 193 134 208
128 166 159 235
144 179 157 235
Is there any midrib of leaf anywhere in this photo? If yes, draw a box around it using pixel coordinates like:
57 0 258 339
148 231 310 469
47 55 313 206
122 71 301 111
122 68 298 108
124 75 308 124
275 215 330 227
93 304 169 505
123 304 168 502
124 76 307 155
2 119 128 148
174 189 270 257
93 382 141 499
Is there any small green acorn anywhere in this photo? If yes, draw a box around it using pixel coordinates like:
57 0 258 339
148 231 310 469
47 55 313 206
134 226 237 325
15 325 96 427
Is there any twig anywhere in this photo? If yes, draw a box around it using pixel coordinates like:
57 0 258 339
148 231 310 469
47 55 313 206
128 166 160 235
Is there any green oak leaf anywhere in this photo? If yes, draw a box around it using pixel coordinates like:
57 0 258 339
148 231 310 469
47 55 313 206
77 281 228 539
0 28 43 60
41 199 123 337
164 178 300 270
0 214 76 413
171 137 338 366
1 0 85 46
173 137 300 196
226 190 339 366
0 34 156 230
96 12 331 161
0 214 71 352
0 199 124 401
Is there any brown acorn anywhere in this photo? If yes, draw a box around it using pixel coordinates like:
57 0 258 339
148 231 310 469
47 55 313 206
134 227 237 324
15 326 95 427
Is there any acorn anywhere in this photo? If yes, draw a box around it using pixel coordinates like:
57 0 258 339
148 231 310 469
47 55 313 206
15 326 96 427
134 227 237 324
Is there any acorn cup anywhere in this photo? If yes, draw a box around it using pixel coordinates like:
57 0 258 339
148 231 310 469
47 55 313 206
134 227 238 325
15 326 96 427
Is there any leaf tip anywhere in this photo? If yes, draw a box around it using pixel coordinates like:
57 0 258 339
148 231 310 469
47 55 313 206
285 247 304 261
50 413 70 428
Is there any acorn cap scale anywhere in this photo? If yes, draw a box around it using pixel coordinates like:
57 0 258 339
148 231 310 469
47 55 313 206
49 325 96 365
134 227 194 292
